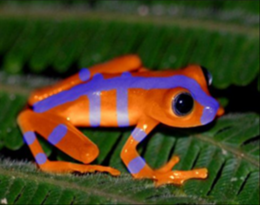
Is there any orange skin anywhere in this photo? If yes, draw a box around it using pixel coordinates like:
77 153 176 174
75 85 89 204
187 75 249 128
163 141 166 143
17 55 224 186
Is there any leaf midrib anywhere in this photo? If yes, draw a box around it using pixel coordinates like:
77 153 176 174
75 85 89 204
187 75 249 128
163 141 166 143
0 8 259 38
195 134 259 168
0 168 143 204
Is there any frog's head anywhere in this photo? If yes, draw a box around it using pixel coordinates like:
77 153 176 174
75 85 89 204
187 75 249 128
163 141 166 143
147 65 224 128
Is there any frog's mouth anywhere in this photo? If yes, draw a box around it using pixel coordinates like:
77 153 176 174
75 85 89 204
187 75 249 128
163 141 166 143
217 106 225 116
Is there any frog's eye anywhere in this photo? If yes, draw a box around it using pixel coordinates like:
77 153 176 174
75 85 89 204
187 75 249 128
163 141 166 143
172 92 194 116
201 66 213 86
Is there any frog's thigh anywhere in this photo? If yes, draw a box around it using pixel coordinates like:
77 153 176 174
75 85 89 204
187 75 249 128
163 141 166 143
18 110 99 164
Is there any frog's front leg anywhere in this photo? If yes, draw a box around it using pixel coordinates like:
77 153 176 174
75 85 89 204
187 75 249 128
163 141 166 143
17 110 120 176
121 117 207 186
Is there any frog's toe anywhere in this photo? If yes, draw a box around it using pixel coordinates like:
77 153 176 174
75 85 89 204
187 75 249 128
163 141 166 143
78 164 121 176
156 155 180 173
107 167 121 176
154 168 208 187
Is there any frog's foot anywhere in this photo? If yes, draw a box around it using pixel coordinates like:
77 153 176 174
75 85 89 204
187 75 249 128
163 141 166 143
153 168 208 187
154 156 207 186
40 161 121 176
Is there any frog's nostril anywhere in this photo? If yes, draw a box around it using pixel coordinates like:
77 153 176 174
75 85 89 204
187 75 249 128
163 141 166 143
200 106 216 125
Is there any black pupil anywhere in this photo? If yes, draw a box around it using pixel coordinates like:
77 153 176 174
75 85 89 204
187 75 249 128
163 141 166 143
173 93 194 116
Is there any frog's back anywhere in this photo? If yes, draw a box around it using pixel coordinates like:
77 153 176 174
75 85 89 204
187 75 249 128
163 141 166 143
31 72 151 127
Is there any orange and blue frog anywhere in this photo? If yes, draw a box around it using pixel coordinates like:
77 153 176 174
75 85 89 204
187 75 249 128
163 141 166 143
17 55 224 186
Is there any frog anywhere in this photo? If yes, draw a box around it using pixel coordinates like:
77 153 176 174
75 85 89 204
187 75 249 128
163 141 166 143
17 55 224 186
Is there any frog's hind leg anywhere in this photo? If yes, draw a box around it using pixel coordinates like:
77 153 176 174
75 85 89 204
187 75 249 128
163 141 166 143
17 109 120 176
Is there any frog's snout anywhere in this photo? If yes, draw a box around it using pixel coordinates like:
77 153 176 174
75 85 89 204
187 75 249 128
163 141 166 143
199 95 225 125
200 106 215 125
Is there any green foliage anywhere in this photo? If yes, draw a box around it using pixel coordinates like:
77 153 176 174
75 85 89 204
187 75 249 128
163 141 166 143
0 14 259 89
0 92 26 150
0 1 259 204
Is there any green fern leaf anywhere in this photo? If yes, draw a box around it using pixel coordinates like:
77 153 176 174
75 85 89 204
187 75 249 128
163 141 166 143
0 11 259 89
0 2 259 203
